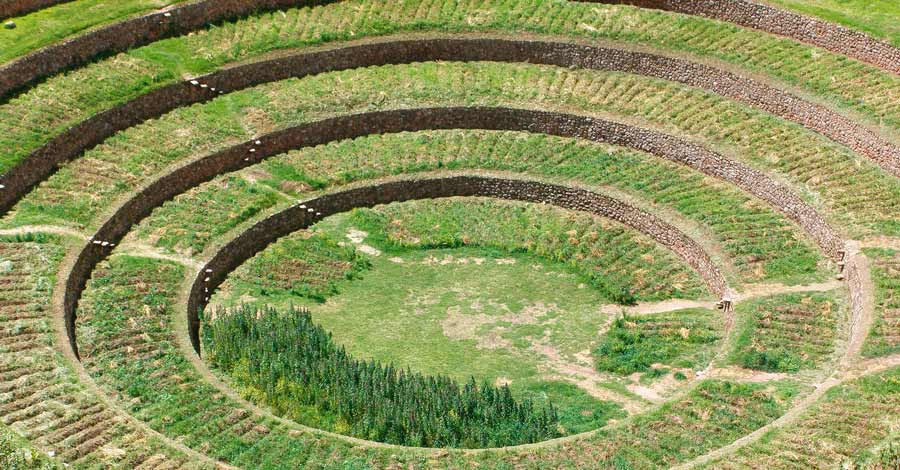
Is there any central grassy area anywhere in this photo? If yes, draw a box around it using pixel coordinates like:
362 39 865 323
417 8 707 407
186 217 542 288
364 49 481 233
207 199 727 438
218 242 627 434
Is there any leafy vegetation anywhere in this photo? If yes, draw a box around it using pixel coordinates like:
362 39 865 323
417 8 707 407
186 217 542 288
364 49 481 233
730 292 843 372
120 129 829 288
0 425 62 470
6 0 900 180
213 224 629 435
594 310 722 375
203 305 561 448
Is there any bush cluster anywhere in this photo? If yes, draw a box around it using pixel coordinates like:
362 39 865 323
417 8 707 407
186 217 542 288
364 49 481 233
203 305 561 448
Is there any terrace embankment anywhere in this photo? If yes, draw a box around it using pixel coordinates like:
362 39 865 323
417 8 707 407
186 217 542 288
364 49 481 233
184 174 729 351
5 36 899 215
578 0 900 75
58 106 843 356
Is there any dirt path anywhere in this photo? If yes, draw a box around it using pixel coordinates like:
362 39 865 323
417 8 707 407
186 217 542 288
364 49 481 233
734 279 844 301
859 236 900 250
531 338 649 415
601 299 716 316
599 280 842 319
842 241 876 366
0 224 87 239
673 241 879 469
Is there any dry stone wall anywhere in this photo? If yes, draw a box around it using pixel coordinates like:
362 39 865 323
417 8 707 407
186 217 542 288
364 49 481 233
581 0 900 75
6 37 897 217
60 106 843 356
0 0 336 98
184 175 729 352
0 0 70 19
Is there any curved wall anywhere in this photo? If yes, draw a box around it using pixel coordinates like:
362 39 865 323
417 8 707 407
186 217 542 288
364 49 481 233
180 175 728 351
60 106 843 357
0 0 71 19
0 0 335 98
578 0 900 75
6 37 898 216
4 0 900 103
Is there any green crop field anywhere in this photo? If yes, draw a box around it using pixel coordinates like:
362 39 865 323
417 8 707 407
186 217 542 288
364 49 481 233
1 0 899 468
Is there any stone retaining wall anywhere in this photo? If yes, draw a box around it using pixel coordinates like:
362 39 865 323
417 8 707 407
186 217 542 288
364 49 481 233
60 106 842 356
581 0 900 75
0 0 70 19
6 37 898 216
4 0 899 102
181 175 728 352
0 0 335 98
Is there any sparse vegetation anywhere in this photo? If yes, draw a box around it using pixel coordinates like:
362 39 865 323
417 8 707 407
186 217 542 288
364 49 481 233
862 248 900 357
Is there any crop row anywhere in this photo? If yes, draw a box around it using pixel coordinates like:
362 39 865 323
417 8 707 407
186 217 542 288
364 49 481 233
343 197 708 301
3 65 837 282
7 61 895 237
862 248 900 358
706 366 900 468
729 291 845 372
0 237 196 469
4 0 900 178
76 250 806 467
124 128 827 287
214 229 369 306
594 308 722 375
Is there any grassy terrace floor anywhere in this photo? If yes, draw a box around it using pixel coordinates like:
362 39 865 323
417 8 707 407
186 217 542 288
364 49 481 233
6 62 897 240
0 0 187 63
767 0 900 48
729 291 847 373
76 252 801 468
118 129 828 288
704 365 900 469
863 248 900 358
205 199 717 421
4 0 900 175
0 235 195 468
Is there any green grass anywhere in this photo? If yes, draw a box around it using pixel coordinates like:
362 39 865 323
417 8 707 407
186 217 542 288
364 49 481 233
4 0 900 179
0 423 62 470
0 238 199 468
0 0 187 63
729 291 845 372
120 175 283 256
213 229 370 304
344 198 707 302
594 309 723 375
214 235 629 432
768 0 900 47
78 255 403 468
448 379 799 469
57 124 827 288
709 365 900 469
862 248 900 357
9 60 894 248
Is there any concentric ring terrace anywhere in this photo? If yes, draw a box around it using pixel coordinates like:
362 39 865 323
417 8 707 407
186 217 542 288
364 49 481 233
1 0 899 468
